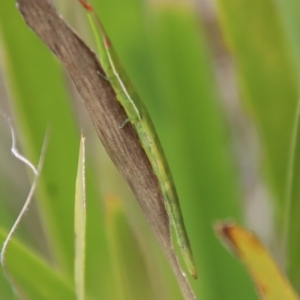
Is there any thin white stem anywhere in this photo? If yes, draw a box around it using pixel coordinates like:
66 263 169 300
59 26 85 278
8 120 38 175
0 124 49 265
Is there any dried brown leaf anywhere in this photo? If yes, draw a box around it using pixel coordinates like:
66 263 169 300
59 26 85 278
16 0 195 299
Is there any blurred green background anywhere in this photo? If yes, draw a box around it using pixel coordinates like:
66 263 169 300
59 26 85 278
0 0 299 299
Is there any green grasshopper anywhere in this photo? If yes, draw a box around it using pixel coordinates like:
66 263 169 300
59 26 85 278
78 0 197 279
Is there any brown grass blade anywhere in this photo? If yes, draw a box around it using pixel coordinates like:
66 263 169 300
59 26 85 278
16 0 195 299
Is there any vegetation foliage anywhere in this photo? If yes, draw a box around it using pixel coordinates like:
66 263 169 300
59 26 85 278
0 0 299 299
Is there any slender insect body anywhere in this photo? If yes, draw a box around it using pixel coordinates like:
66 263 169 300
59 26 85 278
81 0 197 279
111 61 197 276
106 54 142 121
135 117 197 276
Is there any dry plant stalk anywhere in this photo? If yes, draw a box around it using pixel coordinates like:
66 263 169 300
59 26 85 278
16 0 196 299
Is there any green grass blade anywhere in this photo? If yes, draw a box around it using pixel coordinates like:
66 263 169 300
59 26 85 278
63 8 114 299
147 4 256 299
74 134 86 300
285 100 300 291
75 0 187 297
105 196 158 300
5 0 298 299
215 0 299 213
215 0 300 289
0 268 15 299
0 1 79 274
84 0 257 298
84 163 112 300
0 228 76 300
275 0 300 291
91 0 161 123
276 0 300 71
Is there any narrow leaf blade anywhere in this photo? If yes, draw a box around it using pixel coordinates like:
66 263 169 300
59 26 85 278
105 195 159 300
215 0 298 211
74 134 86 300
217 223 299 300
16 1 195 299
0 228 76 300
